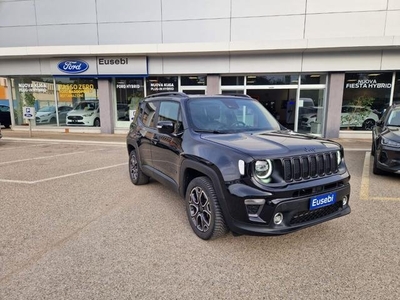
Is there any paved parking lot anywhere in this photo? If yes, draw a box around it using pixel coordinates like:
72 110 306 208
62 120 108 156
0 136 399 299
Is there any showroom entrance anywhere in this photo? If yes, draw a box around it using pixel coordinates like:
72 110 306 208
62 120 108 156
247 89 297 130
221 74 327 135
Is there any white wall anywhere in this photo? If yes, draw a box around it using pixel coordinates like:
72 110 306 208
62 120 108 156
1 0 400 47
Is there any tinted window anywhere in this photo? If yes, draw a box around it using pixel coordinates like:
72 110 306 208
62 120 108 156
140 101 157 128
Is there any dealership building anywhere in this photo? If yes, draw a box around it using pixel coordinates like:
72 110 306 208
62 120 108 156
1 0 400 138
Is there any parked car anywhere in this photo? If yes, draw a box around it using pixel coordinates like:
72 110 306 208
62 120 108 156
0 104 12 128
340 105 379 130
36 105 73 125
300 105 379 130
371 104 400 175
127 92 351 240
66 101 100 127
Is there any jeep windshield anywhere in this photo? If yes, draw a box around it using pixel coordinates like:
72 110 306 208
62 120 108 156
187 97 281 133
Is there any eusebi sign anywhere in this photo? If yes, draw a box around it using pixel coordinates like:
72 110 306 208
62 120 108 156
97 56 147 75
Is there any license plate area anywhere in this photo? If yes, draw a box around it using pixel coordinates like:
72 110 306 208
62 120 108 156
309 192 337 210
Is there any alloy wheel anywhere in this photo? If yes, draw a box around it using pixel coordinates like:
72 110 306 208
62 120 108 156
189 186 212 233
130 153 138 181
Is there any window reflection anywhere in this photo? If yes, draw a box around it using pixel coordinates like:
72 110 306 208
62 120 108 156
342 73 392 130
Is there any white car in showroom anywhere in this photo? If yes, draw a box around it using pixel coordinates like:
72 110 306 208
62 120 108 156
301 105 379 130
66 100 100 127
36 105 73 125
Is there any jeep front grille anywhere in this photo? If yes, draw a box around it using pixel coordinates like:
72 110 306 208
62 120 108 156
280 152 339 182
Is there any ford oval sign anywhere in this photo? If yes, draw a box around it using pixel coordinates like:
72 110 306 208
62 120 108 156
57 60 89 74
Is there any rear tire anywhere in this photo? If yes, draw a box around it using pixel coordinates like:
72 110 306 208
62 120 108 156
185 176 228 240
129 150 149 185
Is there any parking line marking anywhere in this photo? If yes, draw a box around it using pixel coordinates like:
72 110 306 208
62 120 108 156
0 148 106 166
0 163 126 184
360 152 370 200
369 197 400 201
360 152 400 201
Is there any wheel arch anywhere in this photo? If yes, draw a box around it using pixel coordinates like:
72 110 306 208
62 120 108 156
179 159 225 201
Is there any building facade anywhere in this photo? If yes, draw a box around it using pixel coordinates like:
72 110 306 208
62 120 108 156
1 0 400 138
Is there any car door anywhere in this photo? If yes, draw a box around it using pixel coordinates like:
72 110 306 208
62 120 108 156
151 100 183 185
134 100 158 173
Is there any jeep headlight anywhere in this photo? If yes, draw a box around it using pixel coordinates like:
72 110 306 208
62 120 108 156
336 150 342 165
254 160 272 182
382 137 400 148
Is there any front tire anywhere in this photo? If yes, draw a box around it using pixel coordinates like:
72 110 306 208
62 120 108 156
94 118 100 127
129 150 149 185
362 119 375 130
185 176 228 240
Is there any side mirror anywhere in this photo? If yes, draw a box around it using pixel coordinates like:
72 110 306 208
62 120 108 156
157 120 174 134
376 120 383 127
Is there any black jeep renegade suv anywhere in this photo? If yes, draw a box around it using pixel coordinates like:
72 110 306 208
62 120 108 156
126 92 351 240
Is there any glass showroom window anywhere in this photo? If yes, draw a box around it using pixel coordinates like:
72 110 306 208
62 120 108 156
180 76 206 94
297 74 327 136
246 74 299 86
342 73 392 131
146 76 178 95
55 77 99 127
221 76 245 94
115 78 144 125
10 77 56 126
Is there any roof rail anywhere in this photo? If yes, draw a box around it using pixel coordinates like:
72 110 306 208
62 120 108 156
217 93 252 99
146 92 187 99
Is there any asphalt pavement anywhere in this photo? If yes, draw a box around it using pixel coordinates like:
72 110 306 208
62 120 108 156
2 128 396 300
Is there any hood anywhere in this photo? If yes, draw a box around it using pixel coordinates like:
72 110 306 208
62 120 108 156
36 111 55 117
381 126 400 140
200 130 340 158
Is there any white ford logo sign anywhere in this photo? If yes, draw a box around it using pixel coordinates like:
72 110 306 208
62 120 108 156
57 60 89 74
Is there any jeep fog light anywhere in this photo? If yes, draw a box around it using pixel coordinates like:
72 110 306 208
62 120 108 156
342 196 348 206
273 212 283 225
